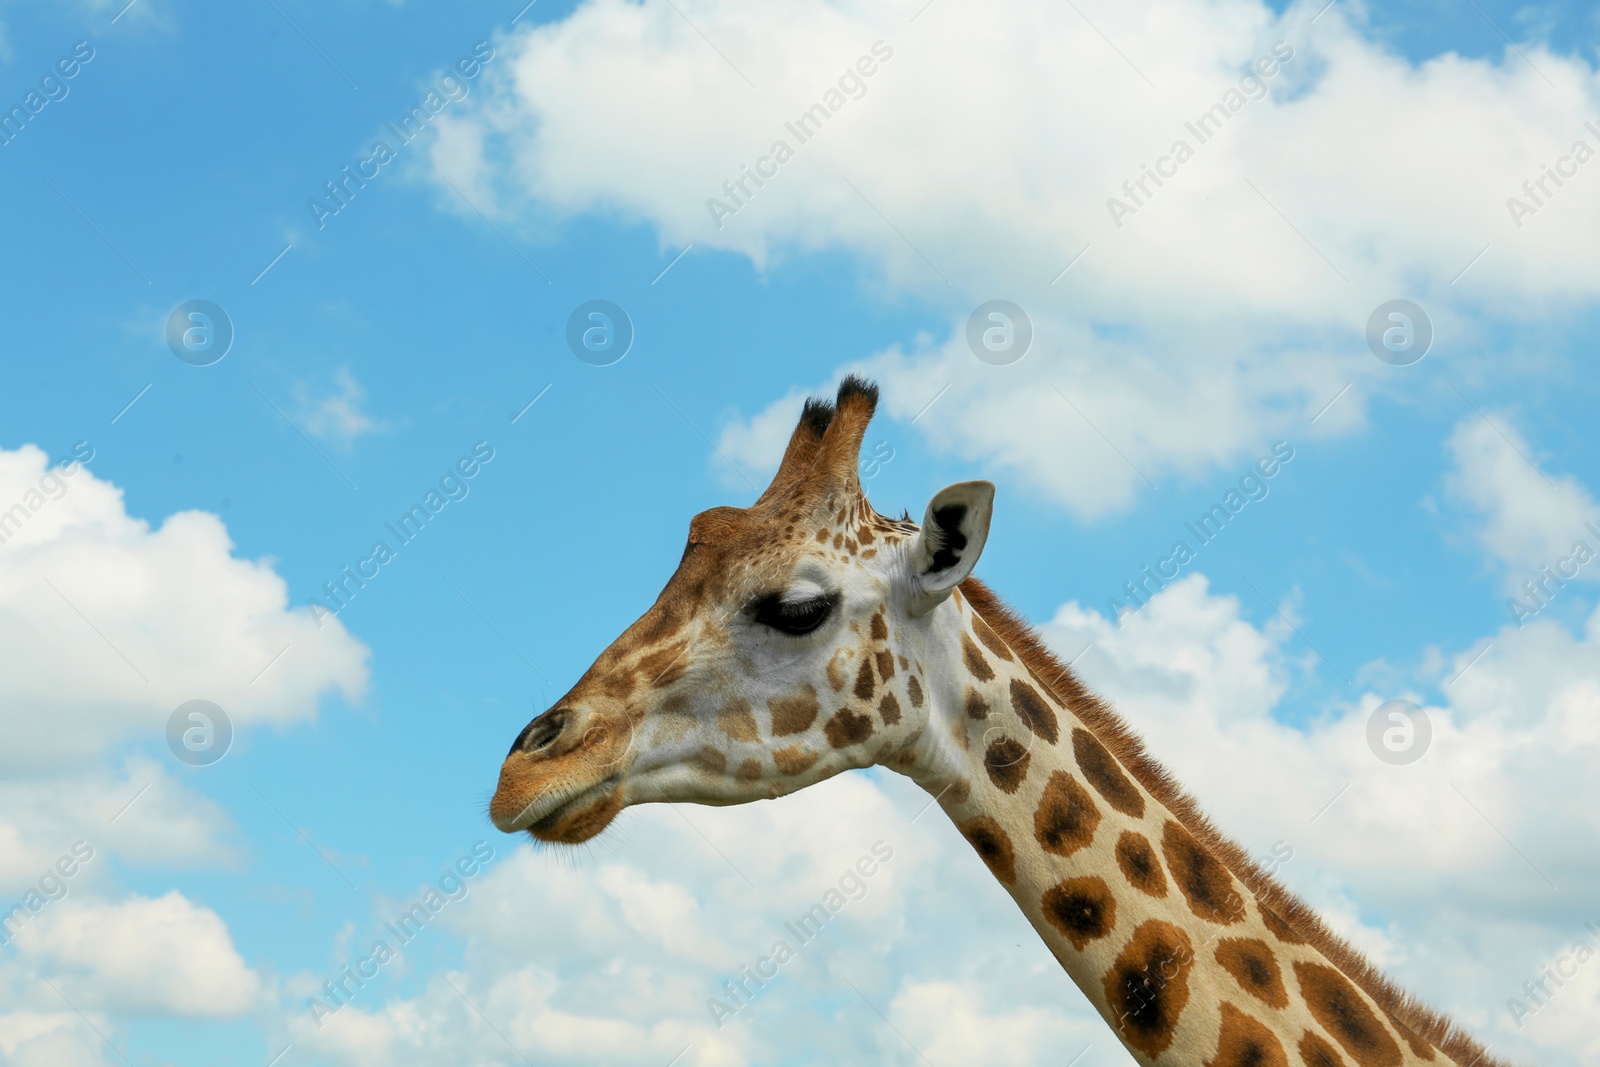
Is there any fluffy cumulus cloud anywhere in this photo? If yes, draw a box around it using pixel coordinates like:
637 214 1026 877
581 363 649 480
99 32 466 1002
434 0 1600 311
9 891 261 1017
0 1010 116 1067
0 756 238 893
0 443 369 769
432 0 1599 514
887 979 1107 1064
0 442 368 1062
280 771 964 1067
0 890 262 1066
1442 412 1600 602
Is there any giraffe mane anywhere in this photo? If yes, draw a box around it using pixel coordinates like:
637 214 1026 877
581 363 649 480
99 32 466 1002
957 576 1513 1067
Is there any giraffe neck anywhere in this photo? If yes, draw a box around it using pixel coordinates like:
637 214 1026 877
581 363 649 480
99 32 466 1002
898 586 1454 1067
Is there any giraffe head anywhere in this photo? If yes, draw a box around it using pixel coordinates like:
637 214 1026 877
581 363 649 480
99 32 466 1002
489 377 993 843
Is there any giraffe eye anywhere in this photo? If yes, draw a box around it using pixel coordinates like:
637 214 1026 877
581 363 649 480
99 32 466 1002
752 594 834 636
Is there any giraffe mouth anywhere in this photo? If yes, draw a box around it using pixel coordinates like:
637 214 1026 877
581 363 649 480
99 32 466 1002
502 775 624 842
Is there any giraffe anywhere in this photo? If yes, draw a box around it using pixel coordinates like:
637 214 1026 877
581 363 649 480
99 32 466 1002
489 377 1505 1067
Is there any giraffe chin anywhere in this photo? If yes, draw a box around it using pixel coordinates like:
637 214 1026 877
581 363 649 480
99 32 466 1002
525 782 626 844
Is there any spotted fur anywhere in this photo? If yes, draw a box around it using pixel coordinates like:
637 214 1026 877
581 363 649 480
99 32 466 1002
962 816 1016 885
1115 830 1169 898
1208 1002 1289 1067
1041 875 1117 950
1032 771 1101 857
1216 938 1290 1009
1105 920 1195 1058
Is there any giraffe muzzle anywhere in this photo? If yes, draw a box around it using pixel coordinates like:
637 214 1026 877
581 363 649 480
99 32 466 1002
489 703 636 839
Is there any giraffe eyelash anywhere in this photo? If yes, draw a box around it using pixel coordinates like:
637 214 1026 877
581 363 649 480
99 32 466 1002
749 593 837 636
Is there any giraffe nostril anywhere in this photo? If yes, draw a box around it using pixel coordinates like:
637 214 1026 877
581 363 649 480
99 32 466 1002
510 708 570 757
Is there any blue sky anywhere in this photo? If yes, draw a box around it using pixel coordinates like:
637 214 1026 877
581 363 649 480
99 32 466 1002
2 0 1599 1064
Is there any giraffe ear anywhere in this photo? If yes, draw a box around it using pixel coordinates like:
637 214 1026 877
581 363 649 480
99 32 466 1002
908 481 994 613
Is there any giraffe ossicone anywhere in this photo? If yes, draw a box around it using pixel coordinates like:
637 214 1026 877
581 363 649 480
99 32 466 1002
489 376 1504 1067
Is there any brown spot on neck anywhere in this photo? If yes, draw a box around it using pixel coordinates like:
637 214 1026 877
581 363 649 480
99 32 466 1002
1258 905 1306 945
1207 1002 1288 1067
1161 820 1245 925
1041 875 1116 951
984 737 1030 793
1033 771 1100 857
964 688 989 719
972 613 1014 661
1215 938 1289 1009
1010 678 1059 745
1388 1016 1436 1060
960 816 1015 884
877 691 901 725
1104 920 1194 1058
1072 727 1144 816
1115 830 1168 898
1293 963 1404 1067
1298 1031 1348 1067
960 633 995 682
906 675 924 708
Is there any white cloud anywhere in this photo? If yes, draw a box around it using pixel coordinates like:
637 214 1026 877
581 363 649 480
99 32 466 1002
0 1009 115 1067
10 891 261 1018
275 769 975 1067
0 443 369 769
296 368 388 443
0 442 367 1059
1442 413 1600 596
292 966 735 1067
433 0 1600 514
0 824 56 894
1515 945 1600 1063
0 757 239 894
437 0 1600 313
888 979 1124 1066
